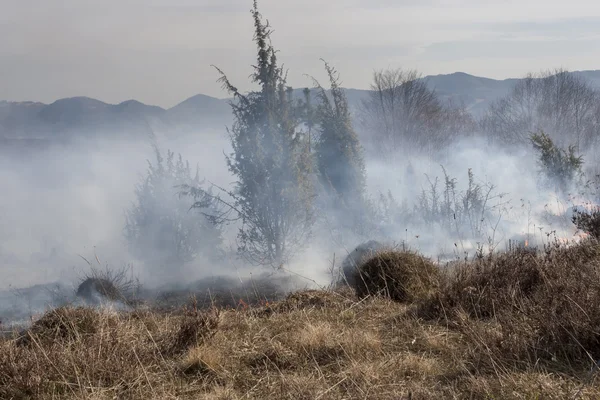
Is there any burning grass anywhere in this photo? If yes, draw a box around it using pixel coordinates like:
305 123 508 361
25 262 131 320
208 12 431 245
3 242 600 398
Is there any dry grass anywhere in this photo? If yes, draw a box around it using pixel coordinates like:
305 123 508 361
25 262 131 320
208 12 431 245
348 249 440 303
3 243 600 399
421 241 600 366
76 278 123 303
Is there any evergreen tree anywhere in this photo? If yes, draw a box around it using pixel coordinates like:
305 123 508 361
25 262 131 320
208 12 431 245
530 131 583 195
302 87 316 152
125 147 224 272
313 61 368 232
207 1 314 266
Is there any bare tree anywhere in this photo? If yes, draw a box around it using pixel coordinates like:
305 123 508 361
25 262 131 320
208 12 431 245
482 69 600 150
359 68 474 158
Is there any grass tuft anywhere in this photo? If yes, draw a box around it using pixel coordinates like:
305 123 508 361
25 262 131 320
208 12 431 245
350 249 440 302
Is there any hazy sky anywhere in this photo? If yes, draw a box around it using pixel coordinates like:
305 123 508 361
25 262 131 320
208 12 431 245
2 0 600 108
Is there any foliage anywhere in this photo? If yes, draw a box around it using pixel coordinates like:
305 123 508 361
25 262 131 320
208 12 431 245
125 147 223 272
301 87 317 151
530 130 583 195
206 1 315 267
415 167 506 239
572 206 600 239
312 61 368 234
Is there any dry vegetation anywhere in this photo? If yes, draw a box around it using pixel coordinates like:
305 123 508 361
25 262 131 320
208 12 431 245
3 243 600 399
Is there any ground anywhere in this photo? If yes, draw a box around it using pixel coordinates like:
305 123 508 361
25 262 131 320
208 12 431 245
2 243 600 399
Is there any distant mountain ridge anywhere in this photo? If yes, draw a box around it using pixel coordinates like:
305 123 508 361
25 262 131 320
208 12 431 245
2 70 600 144
0 93 232 142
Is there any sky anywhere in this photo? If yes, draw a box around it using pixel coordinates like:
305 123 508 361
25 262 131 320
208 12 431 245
1 0 600 108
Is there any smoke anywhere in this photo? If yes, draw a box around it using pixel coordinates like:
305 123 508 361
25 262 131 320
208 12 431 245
0 140 140 289
0 130 231 322
0 125 332 327
2 102 598 328
363 134 593 259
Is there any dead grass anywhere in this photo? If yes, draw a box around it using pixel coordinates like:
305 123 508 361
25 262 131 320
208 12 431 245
76 278 122 302
421 240 600 367
3 242 600 398
349 249 440 302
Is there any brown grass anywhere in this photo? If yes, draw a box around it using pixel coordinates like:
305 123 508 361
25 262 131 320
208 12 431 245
348 249 440 302
2 242 600 398
420 241 600 366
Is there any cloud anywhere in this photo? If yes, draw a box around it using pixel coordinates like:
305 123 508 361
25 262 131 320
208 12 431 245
422 38 598 62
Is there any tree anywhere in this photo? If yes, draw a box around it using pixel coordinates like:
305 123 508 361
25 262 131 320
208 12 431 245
204 1 314 267
125 147 224 272
530 131 583 195
482 69 600 150
301 87 316 152
359 68 473 158
312 61 368 233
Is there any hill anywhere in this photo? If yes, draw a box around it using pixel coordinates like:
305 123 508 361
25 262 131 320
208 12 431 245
423 71 519 115
165 94 232 134
1 70 600 144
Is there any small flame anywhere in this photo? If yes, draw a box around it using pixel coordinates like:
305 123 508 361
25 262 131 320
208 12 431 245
525 240 529 247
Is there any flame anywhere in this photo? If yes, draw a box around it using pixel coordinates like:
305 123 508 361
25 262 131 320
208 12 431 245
525 240 529 247
548 231 589 247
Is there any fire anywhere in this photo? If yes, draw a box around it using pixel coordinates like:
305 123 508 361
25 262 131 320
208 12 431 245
575 231 590 241
525 240 529 247
550 231 590 247
238 299 248 310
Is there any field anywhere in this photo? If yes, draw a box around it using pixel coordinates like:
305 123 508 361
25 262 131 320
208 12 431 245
2 241 600 399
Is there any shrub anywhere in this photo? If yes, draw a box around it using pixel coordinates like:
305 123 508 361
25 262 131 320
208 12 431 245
572 206 600 239
76 264 139 306
426 248 541 319
76 278 121 303
340 240 386 287
126 147 224 273
16 307 109 347
421 241 600 364
349 250 440 302
531 131 583 195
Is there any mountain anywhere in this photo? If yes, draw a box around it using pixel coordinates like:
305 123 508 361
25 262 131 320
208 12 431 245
422 72 519 115
165 94 232 134
1 70 599 144
0 97 167 141
572 70 600 88
0 93 233 141
0 101 46 138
